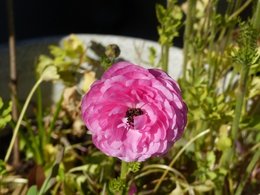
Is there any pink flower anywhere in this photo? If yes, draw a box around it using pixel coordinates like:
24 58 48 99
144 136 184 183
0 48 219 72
81 61 187 162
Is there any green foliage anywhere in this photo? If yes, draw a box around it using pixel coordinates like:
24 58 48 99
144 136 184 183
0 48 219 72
109 178 126 193
0 160 7 176
128 162 141 173
232 21 260 66
41 65 60 81
26 185 38 195
36 34 86 85
156 0 182 46
176 1 260 195
148 46 157 66
38 147 64 195
0 97 12 129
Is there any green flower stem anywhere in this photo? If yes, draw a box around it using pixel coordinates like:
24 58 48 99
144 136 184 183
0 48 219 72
253 0 260 32
48 94 64 142
182 0 196 81
221 65 250 168
24 119 43 164
229 0 254 21
161 45 169 72
120 161 128 195
231 66 249 141
234 0 243 11
153 129 210 193
120 161 128 180
36 87 43 132
36 86 45 162
235 150 260 195
218 0 253 43
4 76 44 163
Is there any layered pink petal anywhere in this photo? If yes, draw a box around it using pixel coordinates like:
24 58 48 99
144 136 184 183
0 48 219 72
81 61 187 162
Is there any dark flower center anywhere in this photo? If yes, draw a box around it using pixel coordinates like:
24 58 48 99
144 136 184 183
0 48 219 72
126 108 143 126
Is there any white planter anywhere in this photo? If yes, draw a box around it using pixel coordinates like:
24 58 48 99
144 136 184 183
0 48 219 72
0 34 183 103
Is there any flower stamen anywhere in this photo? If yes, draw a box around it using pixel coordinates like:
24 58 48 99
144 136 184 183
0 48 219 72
125 108 143 126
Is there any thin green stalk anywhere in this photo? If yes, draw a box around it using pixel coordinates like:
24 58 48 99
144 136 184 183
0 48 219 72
153 129 210 193
24 119 43 164
207 0 218 88
231 10 260 193
120 161 128 180
36 87 43 132
47 94 64 142
161 45 169 72
220 65 250 168
182 0 196 81
234 0 244 12
229 0 254 21
235 150 260 195
120 161 128 195
253 0 260 32
231 66 249 141
218 0 254 43
36 86 45 162
4 76 43 163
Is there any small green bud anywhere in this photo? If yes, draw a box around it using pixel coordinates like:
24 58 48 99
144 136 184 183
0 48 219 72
105 44 121 59
109 178 126 192
128 162 141 173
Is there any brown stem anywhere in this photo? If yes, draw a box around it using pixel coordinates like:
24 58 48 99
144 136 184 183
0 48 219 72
7 0 19 166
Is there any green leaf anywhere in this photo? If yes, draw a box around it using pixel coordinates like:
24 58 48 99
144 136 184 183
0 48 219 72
148 46 157 66
0 98 12 129
0 98 3 108
38 146 64 195
193 181 214 192
36 55 54 76
206 151 216 166
41 66 60 81
68 164 99 175
156 4 166 24
170 182 184 195
216 136 232 151
49 46 66 58
26 185 38 195
0 160 7 175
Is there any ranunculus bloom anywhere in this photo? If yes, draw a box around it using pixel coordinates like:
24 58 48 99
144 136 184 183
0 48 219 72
81 61 187 162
